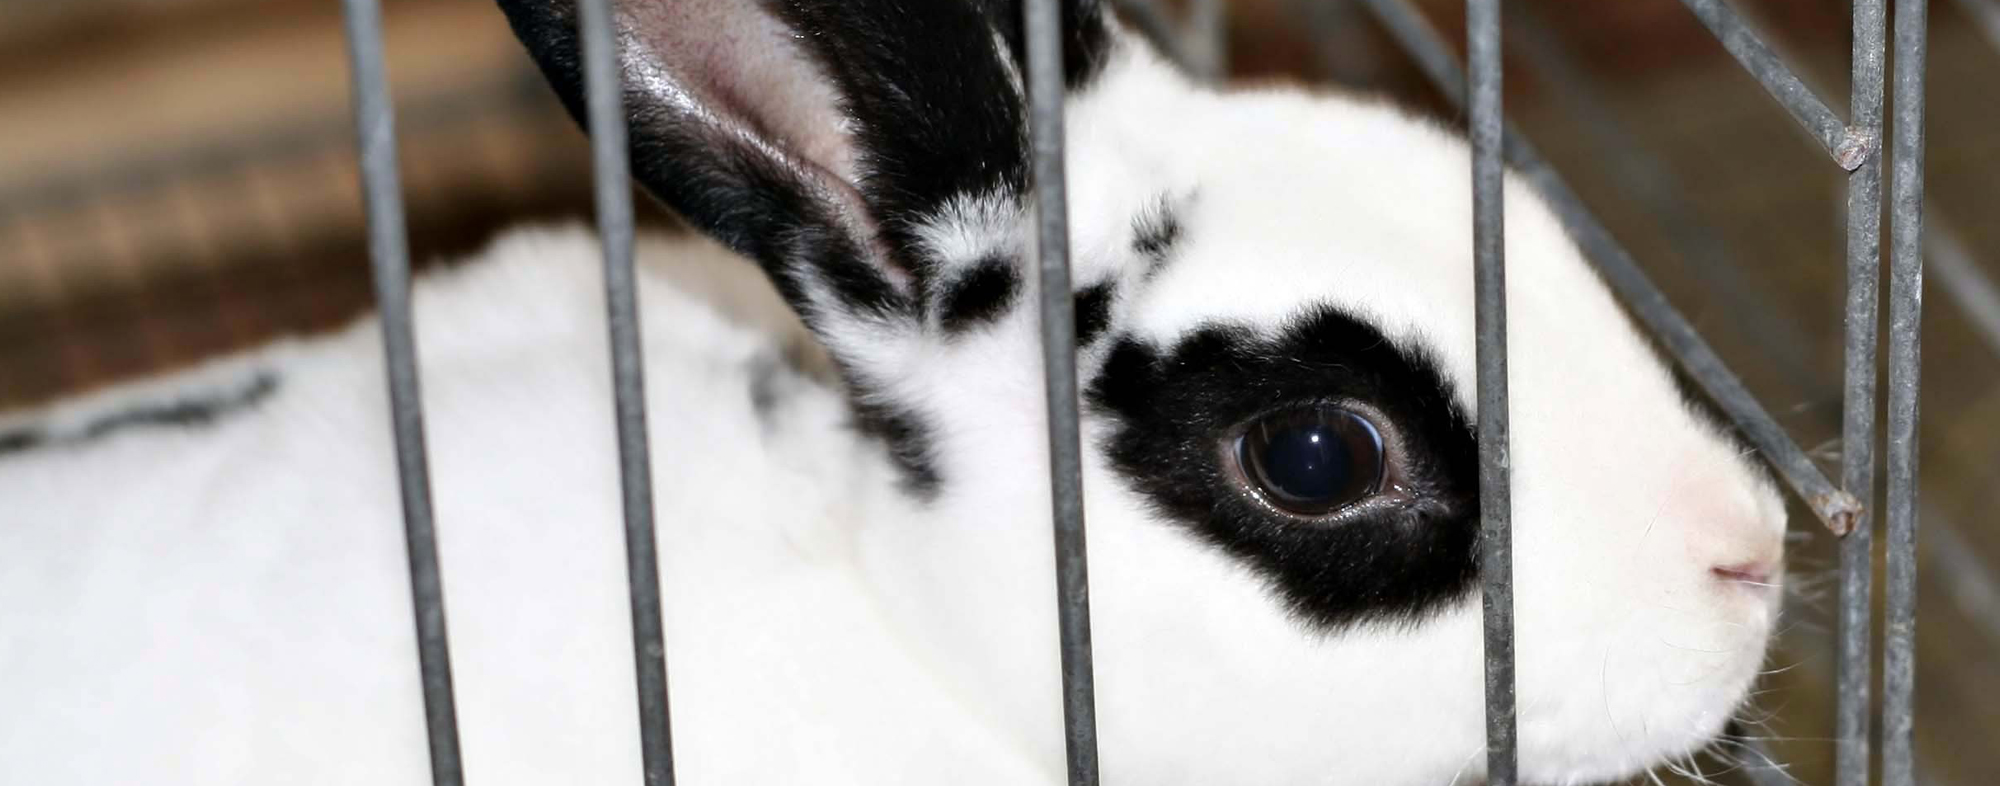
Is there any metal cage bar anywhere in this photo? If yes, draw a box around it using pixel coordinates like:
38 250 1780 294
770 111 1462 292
577 0 678 783
1023 2 1102 784
1466 0 1517 782
1189 0 1229 81
1351 0 1860 536
1883 0 1930 782
1641 17 2000 773
1502 0 1821 393
1838 1 1888 783
1487 17 1818 785
1677 0 1871 169
1348 2 1941 782
326 0 1943 782
338 1 465 784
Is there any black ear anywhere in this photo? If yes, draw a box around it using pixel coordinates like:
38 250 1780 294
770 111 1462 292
493 0 1112 329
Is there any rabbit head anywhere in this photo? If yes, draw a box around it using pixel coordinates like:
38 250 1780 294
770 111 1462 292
495 1 1788 782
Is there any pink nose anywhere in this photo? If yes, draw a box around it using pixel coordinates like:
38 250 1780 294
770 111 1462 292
1711 560 1778 586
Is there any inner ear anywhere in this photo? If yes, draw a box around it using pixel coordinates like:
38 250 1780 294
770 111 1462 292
777 1 1035 278
497 0 1116 326
620 1 860 187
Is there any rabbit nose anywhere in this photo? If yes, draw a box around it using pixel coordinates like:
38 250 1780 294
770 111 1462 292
1686 509 1784 591
1710 559 1779 587
1697 514 1784 589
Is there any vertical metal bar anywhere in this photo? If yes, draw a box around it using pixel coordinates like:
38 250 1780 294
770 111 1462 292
576 0 676 783
1189 0 1228 81
1023 1 1100 784
338 1 464 784
1467 0 1516 783
1838 2 1887 784
1728 5 2000 682
1883 0 1928 781
1352 0 1861 536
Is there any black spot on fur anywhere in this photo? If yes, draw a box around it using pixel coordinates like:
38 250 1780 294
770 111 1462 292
1087 307 1479 631
0 427 47 456
749 356 784 424
850 397 943 499
1074 282 1114 346
82 374 279 437
1132 195 1184 272
939 258 1022 334
0 373 280 460
494 0 1111 503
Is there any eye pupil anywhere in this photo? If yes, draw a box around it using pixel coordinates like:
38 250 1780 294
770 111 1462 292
1259 426 1351 501
1237 407 1385 516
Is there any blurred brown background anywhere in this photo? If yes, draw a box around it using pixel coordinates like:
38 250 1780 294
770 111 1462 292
0 0 1992 784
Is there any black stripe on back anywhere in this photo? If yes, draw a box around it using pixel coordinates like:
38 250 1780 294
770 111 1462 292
0 372 280 460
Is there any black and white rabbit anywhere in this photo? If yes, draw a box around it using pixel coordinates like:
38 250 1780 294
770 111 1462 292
0 1 1788 783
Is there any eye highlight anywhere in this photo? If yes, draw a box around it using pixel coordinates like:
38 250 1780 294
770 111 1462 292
1233 406 1386 517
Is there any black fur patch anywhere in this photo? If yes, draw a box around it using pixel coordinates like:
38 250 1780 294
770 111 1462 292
497 0 1112 302
494 0 1113 503
1074 282 1114 346
777 0 1034 286
0 428 46 455
1132 197 1183 270
0 373 279 459
749 355 785 424
938 257 1022 334
1086 307 1479 631
850 396 943 498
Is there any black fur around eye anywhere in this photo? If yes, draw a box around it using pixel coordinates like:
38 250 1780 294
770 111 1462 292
1234 407 1385 516
1088 307 1479 631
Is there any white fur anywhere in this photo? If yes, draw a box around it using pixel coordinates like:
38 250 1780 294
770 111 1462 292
0 33 1784 786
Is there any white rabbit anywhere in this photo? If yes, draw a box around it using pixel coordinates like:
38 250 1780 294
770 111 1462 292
0 1 1788 783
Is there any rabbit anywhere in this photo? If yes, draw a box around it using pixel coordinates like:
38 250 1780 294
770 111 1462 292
0 0 1790 784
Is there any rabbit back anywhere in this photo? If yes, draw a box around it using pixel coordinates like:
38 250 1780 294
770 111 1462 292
0 226 1040 785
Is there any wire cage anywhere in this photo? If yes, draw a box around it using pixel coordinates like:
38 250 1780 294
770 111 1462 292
8 0 1996 783
333 0 1929 784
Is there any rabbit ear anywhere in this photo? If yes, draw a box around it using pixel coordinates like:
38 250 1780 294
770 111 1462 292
494 0 1112 331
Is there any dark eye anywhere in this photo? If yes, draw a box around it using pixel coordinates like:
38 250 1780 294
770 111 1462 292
1234 406 1386 516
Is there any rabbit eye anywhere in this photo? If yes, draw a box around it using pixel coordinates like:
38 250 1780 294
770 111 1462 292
1233 406 1386 517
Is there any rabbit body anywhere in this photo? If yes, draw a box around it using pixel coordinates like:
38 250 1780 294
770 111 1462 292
0 229 1062 785
1 1 1791 784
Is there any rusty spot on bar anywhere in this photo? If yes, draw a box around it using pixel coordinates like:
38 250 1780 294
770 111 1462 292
1816 489 1865 536
1835 127 1877 171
